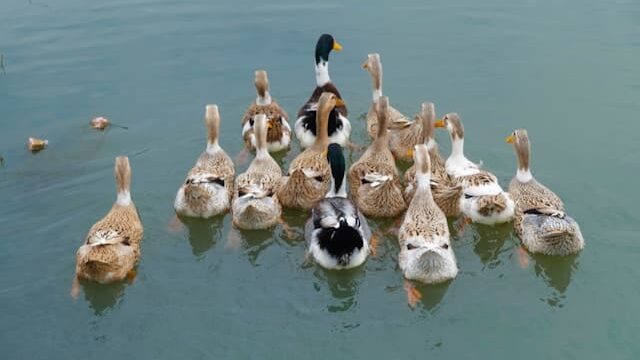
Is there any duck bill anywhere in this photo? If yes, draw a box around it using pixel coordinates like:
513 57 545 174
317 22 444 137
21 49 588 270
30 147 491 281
335 98 346 107
333 41 343 52
505 135 515 143
434 119 446 128
362 60 369 69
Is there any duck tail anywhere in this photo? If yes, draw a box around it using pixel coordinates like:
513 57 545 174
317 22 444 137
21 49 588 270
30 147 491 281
540 216 585 252
253 113 268 156
475 193 508 216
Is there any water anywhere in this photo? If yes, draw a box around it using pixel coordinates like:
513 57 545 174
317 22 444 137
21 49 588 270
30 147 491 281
1 0 639 358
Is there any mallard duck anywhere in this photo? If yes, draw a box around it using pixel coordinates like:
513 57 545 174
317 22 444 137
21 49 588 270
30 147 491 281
435 113 514 225
232 114 283 229
294 34 351 149
506 129 584 255
240 70 291 153
403 102 462 217
174 105 235 218
74 156 143 286
305 143 372 269
277 92 335 210
399 144 458 283
348 96 407 218
362 53 413 141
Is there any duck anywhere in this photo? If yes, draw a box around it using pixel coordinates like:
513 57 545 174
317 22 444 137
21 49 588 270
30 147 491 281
399 144 458 284
277 92 335 210
348 96 407 218
294 34 351 149
403 102 462 217
232 113 283 229
362 53 413 141
240 70 291 153
506 129 584 255
74 156 143 287
305 143 372 269
435 113 514 225
174 105 235 218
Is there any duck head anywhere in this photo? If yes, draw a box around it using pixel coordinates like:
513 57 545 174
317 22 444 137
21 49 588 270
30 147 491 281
435 113 465 158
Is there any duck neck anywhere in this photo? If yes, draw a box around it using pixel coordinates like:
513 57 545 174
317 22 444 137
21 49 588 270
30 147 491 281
312 107 330 152
114 159 131 206
205 105 221 155
515 141 531 182
117 191 131 206
449 136 465 160
254 119 269 160
371 69 382 102
206 140 221 155
414 173 433 199
516 168 533 183
315 60 331 87
326 172 347 198
373 88 382 102
256 91 272 106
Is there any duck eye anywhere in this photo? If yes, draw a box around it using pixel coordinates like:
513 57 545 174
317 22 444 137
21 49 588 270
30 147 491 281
441 244 449 249
314 176 324 182
406 244 417 250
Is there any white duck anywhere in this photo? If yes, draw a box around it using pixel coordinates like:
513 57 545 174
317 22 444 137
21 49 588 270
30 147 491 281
435 113 514 225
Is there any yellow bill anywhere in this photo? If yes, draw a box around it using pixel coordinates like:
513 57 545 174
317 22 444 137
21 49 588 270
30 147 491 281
505 134 515 143
333 41 343 52
406 148 414 158
335 98 346 107
434 119 446 128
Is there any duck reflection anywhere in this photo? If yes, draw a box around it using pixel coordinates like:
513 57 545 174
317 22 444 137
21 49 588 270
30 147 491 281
313 266 365 313
532 252 580 307
236 229 277 266
470 223 512 268
401 279 452 312
178 215 223 257
79 277 128 315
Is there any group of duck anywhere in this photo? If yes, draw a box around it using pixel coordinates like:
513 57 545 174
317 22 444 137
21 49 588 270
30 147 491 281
72 34 585 295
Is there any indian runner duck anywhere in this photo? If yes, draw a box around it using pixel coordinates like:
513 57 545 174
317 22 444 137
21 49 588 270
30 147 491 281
348 96 407 218
174 105 235 218
506 129 584 255
399 144 458 284
362 53 413 141
72 156 143 295
305 143 372 269
403 102 462 217
295 34 351 149
240 70 291 153
277 92 336 210
232 113 283 229
435 113 514 225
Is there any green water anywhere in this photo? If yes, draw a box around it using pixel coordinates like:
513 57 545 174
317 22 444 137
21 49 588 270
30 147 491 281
1 0 639 358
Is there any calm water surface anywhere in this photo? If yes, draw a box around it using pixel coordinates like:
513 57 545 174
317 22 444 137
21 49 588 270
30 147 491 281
1 0 639 358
